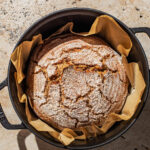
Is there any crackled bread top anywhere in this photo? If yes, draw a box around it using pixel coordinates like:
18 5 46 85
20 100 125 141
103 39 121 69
26 34 128 130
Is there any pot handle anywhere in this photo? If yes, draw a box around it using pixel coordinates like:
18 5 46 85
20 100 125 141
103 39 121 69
0 78 26 129
131 27 150 37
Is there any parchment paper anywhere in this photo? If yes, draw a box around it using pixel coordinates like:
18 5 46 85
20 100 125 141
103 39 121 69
11 15 146 145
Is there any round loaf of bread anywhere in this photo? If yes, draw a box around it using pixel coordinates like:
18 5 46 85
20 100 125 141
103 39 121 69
26 34 128 130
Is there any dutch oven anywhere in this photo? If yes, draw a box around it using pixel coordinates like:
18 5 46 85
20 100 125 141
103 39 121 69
0 8 150 150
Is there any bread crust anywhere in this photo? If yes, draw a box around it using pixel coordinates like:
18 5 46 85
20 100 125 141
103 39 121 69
26 34 128 130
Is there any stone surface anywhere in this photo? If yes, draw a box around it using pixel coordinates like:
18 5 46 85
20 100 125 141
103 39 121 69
0 0 150 150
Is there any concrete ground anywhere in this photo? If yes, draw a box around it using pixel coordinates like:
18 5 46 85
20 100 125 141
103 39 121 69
0 0 150 150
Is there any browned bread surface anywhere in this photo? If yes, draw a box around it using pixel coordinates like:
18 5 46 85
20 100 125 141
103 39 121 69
26 34 128 130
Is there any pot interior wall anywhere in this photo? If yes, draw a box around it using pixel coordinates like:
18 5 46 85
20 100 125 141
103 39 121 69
8 9 149 149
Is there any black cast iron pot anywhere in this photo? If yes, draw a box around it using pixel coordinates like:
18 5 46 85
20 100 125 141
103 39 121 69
0 8 150 150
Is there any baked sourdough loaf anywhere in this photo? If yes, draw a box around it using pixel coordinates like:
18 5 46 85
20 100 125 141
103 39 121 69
26 34 128 130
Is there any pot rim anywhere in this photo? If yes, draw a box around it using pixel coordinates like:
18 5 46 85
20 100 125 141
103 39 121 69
7 7 150 150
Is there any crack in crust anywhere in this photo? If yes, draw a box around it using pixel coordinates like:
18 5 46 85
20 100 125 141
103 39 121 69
26 34 129 130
